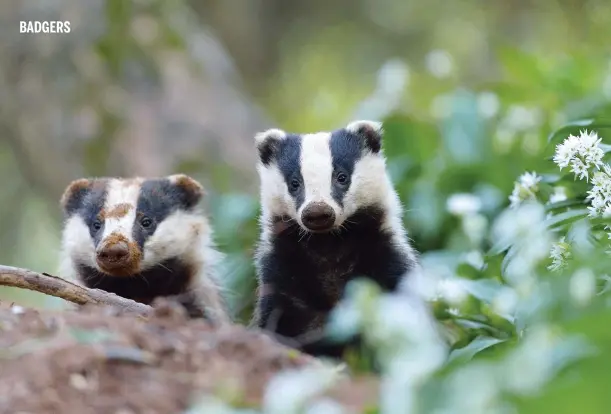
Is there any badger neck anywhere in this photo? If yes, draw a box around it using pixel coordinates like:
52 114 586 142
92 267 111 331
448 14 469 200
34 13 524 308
265 204 408 312
77 257 195 304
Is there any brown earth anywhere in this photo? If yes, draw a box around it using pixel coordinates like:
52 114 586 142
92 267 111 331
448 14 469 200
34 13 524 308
0 300 379 414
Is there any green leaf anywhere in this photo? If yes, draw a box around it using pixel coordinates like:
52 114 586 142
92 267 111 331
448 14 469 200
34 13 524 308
547 119 611 144
487 237 513 256
462 279 506 304
545 198 586 212
448 336 507 363
545 208 590 230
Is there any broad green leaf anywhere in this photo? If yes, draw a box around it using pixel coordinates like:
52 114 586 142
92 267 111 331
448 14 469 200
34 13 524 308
487 237 512 256
547 119 611 144
545 198 586 212
448 336 507 363
545 209 590 230
461 279 506 304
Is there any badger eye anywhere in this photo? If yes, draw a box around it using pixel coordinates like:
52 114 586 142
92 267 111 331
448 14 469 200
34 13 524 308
336 173 348 184
290 179 300 190
92 220 102 231
141 217 153 228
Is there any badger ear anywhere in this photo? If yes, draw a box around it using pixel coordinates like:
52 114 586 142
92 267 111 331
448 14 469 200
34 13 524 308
60 178 94 216
168 174 205 209
346 120 384 153
254 128 287 165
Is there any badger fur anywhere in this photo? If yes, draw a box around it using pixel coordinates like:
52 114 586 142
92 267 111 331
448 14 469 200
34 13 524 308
252 120 419 357
58 174 230 324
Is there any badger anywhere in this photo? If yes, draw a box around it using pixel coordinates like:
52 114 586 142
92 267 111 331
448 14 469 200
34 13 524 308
58 174 230 324
251 120 419 357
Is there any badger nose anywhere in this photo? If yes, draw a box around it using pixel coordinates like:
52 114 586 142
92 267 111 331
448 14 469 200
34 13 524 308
97 241 130 264
301 202 336 231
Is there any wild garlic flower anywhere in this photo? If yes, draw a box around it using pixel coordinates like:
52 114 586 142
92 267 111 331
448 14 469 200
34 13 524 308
553 130 604 181
509 171 541 208
549 186 568 203
569 268 597 306
263 366 342 414
586 164 611 217
446 193 482 216
548 237 571 272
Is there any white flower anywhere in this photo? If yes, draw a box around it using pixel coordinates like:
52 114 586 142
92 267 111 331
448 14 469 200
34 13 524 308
492 287 519 317
553 130 604 181
586 164 611 217
425 49 453 78
509 171 541 208
570 268 596 306
263 366 341 414
462 214 488 246
10 305 25 315
446 193 482 216
492 202 552 288
501 105 542 133
464 250 485 269
304 398 345 414
502 326 558 395
549 186 567 203
520 171 541 189
477 91 500 119
436 277 469 305
548 237 571 272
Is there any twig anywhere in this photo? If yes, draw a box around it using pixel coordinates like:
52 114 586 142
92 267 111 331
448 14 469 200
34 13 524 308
0 265 152 316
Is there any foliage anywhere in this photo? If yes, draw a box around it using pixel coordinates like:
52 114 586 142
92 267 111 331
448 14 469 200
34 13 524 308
194 48 611 413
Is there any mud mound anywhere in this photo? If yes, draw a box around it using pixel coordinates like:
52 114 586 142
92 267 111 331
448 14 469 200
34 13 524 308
0 300 376 413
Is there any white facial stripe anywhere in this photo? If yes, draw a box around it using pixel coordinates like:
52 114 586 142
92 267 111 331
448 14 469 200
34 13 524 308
345 154 387 209
140 210 207 270
299 132 335 209
101 179 142 242
258 163 296 218
62 215 97 267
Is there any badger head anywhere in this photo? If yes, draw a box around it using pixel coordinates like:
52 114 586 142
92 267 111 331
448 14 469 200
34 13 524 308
255 120 395 233
59 174 207 277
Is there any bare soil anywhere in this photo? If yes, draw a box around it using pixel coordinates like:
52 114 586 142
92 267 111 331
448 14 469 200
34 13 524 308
0 300 378 414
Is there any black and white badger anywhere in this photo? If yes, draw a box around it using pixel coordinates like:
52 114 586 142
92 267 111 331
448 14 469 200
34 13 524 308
58 174 230 324
251 120 419 357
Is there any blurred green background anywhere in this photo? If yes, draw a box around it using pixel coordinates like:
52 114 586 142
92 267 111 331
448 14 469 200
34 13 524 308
1 0 609 318
4 1 611 412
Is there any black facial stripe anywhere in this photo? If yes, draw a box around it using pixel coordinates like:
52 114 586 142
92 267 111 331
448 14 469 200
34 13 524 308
275 134 306 210
134 178 185 251
329 129 365 207
78 184 108 248
63 187 90 217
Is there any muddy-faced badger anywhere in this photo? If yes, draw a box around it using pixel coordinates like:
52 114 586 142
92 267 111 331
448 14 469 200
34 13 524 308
58 174 230 324
252 120 419 357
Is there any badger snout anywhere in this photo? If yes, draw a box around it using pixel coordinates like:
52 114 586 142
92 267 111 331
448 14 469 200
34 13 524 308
97 241 129 263
301 202 336 232
96 239 138 274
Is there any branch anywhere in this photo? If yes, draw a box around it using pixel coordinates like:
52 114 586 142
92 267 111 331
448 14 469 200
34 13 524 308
0 265 152 316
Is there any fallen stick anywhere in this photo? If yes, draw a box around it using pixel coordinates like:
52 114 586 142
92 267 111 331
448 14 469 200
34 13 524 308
0 265 152 316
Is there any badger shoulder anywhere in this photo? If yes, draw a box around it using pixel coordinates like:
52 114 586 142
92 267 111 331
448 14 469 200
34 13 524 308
57 174 231 324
